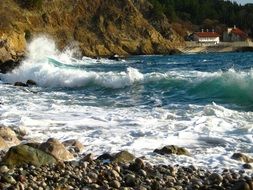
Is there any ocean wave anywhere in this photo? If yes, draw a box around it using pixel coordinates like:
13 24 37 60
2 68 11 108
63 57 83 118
186 69 253 106
2 37 253 108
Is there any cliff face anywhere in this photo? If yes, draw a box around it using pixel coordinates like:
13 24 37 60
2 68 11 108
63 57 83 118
0 0 183 69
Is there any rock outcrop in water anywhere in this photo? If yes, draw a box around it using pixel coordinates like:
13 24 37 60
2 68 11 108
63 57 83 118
0 0 183 72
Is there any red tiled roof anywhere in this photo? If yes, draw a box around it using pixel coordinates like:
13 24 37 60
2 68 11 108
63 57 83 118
231 28 248 39
194 32 220 37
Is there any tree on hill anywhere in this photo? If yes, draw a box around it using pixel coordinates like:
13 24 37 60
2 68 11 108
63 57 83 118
148 0 253 37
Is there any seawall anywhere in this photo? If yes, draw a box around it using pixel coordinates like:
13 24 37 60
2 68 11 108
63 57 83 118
179 41 253 54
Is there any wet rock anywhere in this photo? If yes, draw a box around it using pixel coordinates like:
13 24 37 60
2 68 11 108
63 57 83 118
154 145 190 156
3 175 16 184
2 144 57 167
97 153 113 162
39 138 74 161
208 173 223 185
0 126 20 148
129 158 145 172
151 180 161 190
16 182 25 190
111 169 120 179
25 142 41 149
0 136 8 150
13 127 27 141
231 153 253 163
82 153 94 162
26 80 37 86
110 180 121 188
0 165 9 173
243 163 252 169
63 139 84 153
231 180 251 190
124 174 136 187
139 169 147 177
14 82 28 87
108 54 121 61
0 59 20 74
112 150 135 163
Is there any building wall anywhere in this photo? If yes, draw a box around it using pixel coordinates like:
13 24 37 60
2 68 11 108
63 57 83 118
223 32 246 42
231 34 243 42
193 35 220 44
223 33 230 42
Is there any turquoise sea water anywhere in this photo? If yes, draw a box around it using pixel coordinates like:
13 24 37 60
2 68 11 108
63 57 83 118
0 37 253 170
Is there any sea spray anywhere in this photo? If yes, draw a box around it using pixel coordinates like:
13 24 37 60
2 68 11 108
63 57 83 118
1 48 253 171
1 36 253 107
1 37 147 88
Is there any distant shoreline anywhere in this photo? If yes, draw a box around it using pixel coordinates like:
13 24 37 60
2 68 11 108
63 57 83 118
179 41 253 54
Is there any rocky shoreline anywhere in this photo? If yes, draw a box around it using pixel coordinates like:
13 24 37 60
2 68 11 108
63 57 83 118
0 126 252 190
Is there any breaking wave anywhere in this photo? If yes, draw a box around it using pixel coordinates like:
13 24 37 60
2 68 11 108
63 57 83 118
2 36 253 108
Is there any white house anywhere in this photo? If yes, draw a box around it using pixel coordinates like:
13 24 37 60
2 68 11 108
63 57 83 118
193 30 220 45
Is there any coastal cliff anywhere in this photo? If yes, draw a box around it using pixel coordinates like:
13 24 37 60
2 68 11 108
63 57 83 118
0 0 184 71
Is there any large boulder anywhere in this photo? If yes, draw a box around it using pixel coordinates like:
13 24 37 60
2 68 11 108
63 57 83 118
0 136 8 150
0 126 20 149
62 139 84 153
112 150 135 163
39 138 74 161
0 32 25 73
26 79 37 86
14 82 28 87
154 145 190 156
97 150 135 163
0 46 12 63
2 144 57 167
231 153 253 163
0 59 20 73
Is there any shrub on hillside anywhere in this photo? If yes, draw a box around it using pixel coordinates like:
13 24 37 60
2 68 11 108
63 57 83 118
0 13 11 30
15 0 43 9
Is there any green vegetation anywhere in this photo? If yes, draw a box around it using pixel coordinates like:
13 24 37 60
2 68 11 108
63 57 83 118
15 0 43 9
149 0 253 36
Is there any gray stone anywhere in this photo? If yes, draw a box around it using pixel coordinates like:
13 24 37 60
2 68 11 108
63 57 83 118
243 163 252 169
0 165 9 173
110 180 121 188
14 82 28 87
124 174 136 187
113 150 135 163
62 139 84 153
26 80 37 86
0 126 20 148
231 180 251 190
2 144 57 167
154 145 190 156
231 153 253 163
3 175 16 184
39 138 74 161
208 173 223 185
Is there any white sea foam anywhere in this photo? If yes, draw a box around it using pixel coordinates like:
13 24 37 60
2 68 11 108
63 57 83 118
1 37 146 88
0 37 253 172
2 36 253 92
0 84 252 172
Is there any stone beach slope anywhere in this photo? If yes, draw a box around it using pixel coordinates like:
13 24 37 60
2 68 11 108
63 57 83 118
0 125 252 189
0 0 184 72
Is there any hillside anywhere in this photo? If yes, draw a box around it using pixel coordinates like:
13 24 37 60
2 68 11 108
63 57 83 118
148 0 253 38
0 0 184 72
